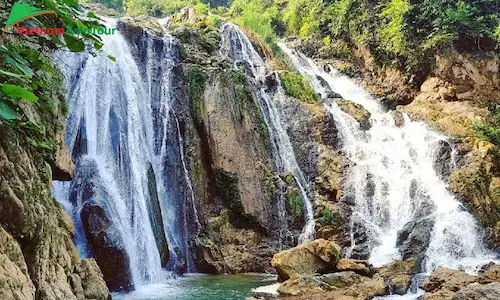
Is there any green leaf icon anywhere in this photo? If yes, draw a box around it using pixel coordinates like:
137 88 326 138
4 2 57 32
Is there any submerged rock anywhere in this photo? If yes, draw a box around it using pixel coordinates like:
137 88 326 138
271 239 342 282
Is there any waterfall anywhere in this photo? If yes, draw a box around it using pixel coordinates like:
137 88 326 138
279 43 498 273
52 18 199 290
220 23 315 243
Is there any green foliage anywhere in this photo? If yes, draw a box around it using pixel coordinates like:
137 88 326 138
1 0 105 124
320 209 341 226
378 0 410 55
230 0 278 44
125 0 225 17
279 72 319 103
84 0 124 10
186 67 206 125
473 104 500 146
228 0 499 79
286 188 303 216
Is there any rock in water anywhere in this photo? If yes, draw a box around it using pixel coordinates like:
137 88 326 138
332 98 371 130
396 218 434 271
81 202 134 292
271 239 342 281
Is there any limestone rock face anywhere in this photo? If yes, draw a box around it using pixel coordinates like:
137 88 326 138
51 122 75 181
0 28 110 299
0 227 36 300
73 259 110 300
271 239 343 281
0 111 110 300
448 140 500 250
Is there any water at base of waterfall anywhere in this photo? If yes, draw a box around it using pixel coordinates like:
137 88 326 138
113 274 276 300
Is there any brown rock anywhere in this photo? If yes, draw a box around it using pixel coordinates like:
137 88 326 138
278 276 332 296
333 98 371 129
318 271 366 288
52 122 74 181
336 259 373 276
422 267 476 293
452 282 500 300
386 274 412 295
74 259 111 300
377 259 416 277
272 239 342 282
345 276 388 298
478 264 500 284
421 289 456 300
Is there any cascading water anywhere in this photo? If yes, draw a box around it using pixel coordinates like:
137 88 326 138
52 18 199 290
279 44 498 275
220 23 315 243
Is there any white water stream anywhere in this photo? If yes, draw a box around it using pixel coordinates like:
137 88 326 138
52 18 200 289
220 24 315 243
279 44 498 275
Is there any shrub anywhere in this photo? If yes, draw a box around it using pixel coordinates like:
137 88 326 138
473 104 500 146
320 209 341 226
279 72 319 103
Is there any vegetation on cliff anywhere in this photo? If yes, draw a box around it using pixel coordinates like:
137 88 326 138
1 0 107 146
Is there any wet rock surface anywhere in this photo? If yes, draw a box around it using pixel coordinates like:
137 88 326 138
271 239 343 282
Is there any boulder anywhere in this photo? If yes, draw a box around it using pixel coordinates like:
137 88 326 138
396 219 434 270
375 259 416 296
194 235 227 274
420 289 456 300
344 276 388 298
452 282 500 300
74 259 111 300
333 98 371 129
81 202 134 292
478 263 500 284
278 276 332 296
336 259 373 276
422 267 476 293
318 271 365 288
271 239 342 281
